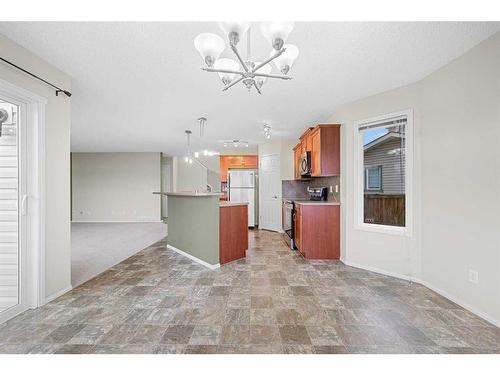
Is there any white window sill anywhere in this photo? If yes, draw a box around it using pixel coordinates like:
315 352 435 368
355 222 410 237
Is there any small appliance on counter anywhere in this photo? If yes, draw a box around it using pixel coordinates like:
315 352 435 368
307 187 328 201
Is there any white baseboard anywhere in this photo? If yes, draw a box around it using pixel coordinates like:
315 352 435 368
419 279 500 328
43 284 73 305
167 244 220 270
341 259 421 283
341 258 499 328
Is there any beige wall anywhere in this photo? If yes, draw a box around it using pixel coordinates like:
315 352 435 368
72 153 161 222
326 32 500 325
0 34 72 298
172 155 220 192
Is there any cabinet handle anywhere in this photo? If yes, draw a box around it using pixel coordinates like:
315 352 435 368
21 194 28 216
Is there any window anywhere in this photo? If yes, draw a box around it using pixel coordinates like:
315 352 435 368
355 110 412 234
365 166 382 191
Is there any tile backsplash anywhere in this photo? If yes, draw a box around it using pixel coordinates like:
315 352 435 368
282 177 340 202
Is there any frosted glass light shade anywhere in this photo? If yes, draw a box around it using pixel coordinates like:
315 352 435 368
218 22 251 45
254 62 272 88
271 44 299 75
214 58 240 86
194 33 225 67
260 22 295 50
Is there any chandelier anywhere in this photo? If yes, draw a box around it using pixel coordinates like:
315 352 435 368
194 22 299 94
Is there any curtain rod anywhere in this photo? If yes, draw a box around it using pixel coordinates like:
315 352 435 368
0 57 72 97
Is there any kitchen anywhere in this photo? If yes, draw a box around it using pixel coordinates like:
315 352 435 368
158 123 341 268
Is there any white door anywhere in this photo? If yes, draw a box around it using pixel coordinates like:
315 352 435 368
259 154 281 231
0 97 28 323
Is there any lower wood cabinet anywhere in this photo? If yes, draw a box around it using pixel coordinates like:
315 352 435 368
219 204 248 264
294 203 339 259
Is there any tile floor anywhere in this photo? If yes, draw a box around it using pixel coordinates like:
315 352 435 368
0 230 499 354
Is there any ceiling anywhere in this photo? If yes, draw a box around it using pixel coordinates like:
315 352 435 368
0 22 498 155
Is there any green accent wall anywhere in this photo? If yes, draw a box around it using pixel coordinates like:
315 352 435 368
167 195 219 265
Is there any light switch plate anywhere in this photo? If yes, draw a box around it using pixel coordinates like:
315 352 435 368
469 269 479 284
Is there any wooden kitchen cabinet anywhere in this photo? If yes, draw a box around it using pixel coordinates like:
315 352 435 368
220 155 258 182
294 203 340 259
310 124 340 177
299 128 313 154
219 204 248 264
293 143 302 180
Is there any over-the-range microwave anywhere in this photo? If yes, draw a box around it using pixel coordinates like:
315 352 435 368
299 151 311 176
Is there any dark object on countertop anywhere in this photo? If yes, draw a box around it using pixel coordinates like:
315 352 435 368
308 187 328 201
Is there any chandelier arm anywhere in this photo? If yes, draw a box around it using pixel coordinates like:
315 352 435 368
230 44 249 72
201 67 245 76
253 72 293 80
252 48 286 73
222 76 245 91
253 81 262 95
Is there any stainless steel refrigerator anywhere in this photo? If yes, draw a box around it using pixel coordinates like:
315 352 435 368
228 169 258 227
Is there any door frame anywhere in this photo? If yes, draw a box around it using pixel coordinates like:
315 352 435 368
0 78 46 323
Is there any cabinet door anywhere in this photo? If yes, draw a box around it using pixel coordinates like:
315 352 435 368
311 129 321 176
293 144 301 179
243 155 258 168
220 156 228 181
305 132 313 152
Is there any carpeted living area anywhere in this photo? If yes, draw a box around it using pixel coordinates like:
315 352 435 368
71 222 167 287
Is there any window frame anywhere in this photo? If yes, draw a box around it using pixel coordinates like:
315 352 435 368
364 165 383 192
354 109 413 236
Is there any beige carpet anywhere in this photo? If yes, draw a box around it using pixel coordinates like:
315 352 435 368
71 222 167 287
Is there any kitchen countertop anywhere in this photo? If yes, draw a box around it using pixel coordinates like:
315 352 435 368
293 200 340 206
219 202 249 208
153 191 223 197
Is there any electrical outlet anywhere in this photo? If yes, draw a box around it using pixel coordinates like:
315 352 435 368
329 186 333 193
469 269 479 284
335 184 339 193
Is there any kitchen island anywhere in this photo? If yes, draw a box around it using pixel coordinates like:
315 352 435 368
153 192 248 268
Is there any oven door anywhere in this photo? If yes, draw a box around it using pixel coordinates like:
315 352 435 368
282 200 294 249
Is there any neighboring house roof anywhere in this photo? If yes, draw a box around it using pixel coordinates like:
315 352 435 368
363 132 403 151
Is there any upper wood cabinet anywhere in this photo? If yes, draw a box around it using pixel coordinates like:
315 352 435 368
293 143 302 179
299 128 314 154
310 124 340 177
219 155 258 182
